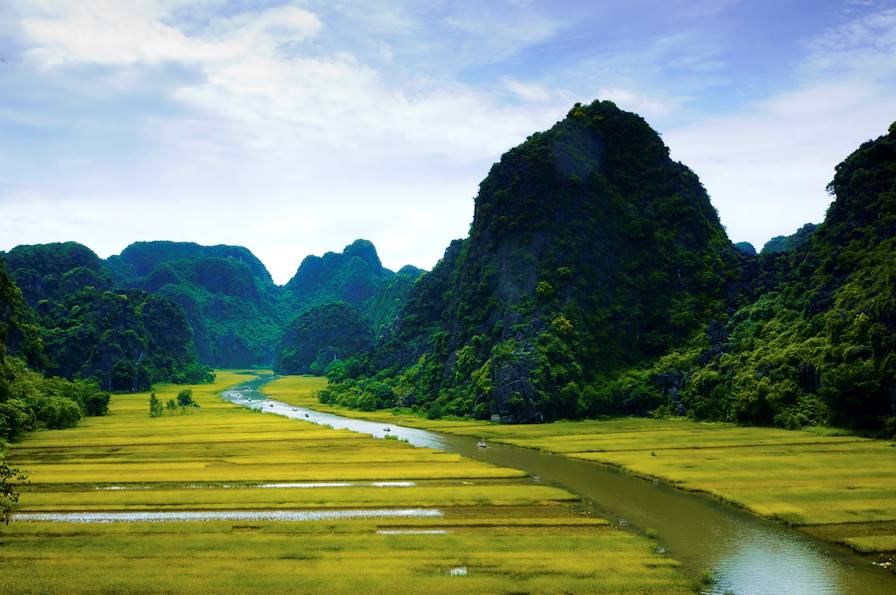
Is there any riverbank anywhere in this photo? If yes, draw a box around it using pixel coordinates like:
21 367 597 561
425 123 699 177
1 372 691 594
261 375 896 560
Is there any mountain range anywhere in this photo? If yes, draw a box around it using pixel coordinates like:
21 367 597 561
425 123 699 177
2 101 893 434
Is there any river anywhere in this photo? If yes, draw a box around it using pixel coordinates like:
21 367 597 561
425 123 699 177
222 376 895 595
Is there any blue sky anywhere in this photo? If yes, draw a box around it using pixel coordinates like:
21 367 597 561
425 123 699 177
1 0 894 283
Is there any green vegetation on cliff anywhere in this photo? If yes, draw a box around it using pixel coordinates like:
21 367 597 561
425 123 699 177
637 125 895 433
0 258 111 442
2 244 210 392
323 105 895 434
285 239 424 338
326 100 742 422
109 241 286 367
274 302 373 375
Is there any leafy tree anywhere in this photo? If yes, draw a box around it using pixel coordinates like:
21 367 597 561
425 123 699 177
1 459 27 526
149 391 163 418
176 389 195 408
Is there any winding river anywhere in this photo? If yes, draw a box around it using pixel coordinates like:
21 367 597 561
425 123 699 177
222 377 895 595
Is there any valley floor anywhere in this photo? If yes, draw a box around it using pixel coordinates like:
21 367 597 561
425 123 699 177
263 375 896 558
0 371 689 594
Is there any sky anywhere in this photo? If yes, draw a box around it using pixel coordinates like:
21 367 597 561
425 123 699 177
1 1 894 284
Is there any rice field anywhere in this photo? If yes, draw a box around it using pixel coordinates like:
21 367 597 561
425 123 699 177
0 371 690 594
264 375 896 556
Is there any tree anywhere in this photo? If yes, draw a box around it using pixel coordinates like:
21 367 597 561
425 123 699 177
165 399 177 415
149 391 163 418
176 389 195 408
1 459 27 526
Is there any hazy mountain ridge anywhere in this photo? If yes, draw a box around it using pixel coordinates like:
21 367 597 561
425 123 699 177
1 238 423 375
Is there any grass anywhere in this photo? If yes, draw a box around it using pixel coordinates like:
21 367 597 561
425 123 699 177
0 371 690 594
265 375 896 555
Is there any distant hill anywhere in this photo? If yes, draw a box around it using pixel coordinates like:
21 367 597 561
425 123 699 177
284 239 424 339
108 241 273 284
761 223 818 255
108 241 286 367
4 241 113 305
1 238 422 376
734 242 757 256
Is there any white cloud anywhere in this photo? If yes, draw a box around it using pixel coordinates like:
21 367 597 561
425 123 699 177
2 1 575 283
596 87 680 120
3 0 894 281
503 78 553 103
666 8 896 249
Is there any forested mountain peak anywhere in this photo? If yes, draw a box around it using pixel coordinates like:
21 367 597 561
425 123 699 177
330 99 742 421
761 223 818 255
4 242 111 305
341 239 384 271
286 239 387 294
110 241 274 285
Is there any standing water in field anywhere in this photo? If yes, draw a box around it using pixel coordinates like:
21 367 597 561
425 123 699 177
223 377 896 595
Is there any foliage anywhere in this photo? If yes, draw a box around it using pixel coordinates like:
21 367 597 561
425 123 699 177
0 356 111 441
0 259 111 441
274 302 373 375
149 391 163 418
176 388 196 408
0 459 27 526
3 245 212 391
591 123 896 432
108 242 285 367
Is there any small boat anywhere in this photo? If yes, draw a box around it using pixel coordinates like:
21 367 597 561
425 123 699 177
292 408 297 411
304 413 310 418
477 440 487 448
383 427 391 432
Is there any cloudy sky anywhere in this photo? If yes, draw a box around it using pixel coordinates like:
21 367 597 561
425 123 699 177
1 1 894 283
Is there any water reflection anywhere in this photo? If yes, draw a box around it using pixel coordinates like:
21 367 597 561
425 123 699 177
15 509 443 523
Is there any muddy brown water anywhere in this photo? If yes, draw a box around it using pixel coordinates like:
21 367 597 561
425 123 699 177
221 377 896 594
